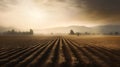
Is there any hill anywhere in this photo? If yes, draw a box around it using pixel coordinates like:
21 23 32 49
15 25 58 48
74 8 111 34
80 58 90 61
40 25 120 34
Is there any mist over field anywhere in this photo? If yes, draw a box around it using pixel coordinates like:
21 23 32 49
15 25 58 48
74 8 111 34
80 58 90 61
0 0 120 34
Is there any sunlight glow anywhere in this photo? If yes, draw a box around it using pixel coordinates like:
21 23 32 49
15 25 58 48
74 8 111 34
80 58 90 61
26 9 47 21
0 0 101 32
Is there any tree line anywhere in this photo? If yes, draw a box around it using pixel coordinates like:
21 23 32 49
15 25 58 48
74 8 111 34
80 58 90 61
69 29 120 36
2 29 34 35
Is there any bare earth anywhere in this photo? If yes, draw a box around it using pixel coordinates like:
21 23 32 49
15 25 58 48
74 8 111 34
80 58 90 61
0 35 120 67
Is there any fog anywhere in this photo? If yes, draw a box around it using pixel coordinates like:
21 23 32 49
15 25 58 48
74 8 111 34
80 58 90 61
0 0 120 33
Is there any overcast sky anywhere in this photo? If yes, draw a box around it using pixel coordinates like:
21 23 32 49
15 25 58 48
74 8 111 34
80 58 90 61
0 0 120 30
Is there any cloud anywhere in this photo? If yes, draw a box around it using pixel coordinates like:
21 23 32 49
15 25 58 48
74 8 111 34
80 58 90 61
0 0 120 30
35 0 120 24
74 0 120 23
0 0 18 11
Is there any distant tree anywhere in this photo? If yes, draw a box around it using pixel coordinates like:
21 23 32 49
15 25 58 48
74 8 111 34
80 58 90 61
84 32 90 35
70 30 74 35
114 32 119 35
30 29 34 35
11 29 16 34
76 32 80 36
11 29 15 32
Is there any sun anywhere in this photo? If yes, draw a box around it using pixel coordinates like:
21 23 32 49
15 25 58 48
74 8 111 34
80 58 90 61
26 8 47 21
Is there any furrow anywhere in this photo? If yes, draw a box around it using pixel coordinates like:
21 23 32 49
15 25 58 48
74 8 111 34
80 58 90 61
27 38 57 67
65 39 91 67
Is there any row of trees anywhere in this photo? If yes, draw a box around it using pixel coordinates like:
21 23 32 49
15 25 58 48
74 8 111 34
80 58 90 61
69 30 120 36
3 29 34 35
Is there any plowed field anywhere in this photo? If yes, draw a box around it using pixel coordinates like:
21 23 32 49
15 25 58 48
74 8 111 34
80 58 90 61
0 36 120 67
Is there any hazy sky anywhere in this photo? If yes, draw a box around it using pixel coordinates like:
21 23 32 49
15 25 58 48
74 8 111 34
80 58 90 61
0 0 120 30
